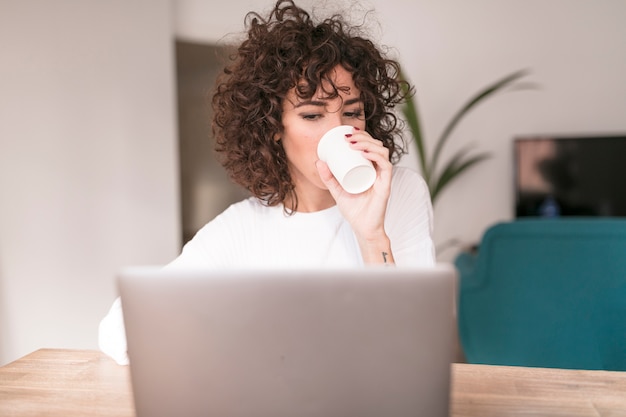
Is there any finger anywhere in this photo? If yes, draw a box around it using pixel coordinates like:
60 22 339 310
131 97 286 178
350 141 391 167
345 133 388 155
344 131 381 147
348 139 393 189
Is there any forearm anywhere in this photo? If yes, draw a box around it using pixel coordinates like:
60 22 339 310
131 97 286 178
357 232 395 266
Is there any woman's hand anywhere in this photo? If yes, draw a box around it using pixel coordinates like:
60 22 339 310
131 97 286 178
316 128 395 265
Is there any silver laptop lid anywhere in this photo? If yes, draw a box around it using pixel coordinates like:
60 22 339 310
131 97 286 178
119 264 457 417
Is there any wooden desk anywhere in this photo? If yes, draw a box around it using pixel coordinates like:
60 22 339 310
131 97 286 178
1 349 625 416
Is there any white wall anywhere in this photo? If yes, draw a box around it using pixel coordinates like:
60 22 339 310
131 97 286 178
0 0 180 365
176 0 626 260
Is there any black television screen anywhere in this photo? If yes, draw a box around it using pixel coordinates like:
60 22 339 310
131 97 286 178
514 135 626 218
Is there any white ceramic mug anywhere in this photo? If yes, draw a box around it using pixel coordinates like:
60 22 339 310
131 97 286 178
317 125 376 194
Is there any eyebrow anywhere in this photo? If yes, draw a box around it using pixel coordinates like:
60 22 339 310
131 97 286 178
294 97 363 109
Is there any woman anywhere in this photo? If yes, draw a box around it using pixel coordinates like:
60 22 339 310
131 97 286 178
99 0 435 365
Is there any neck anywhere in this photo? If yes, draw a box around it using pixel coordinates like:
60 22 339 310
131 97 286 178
285 189 336 213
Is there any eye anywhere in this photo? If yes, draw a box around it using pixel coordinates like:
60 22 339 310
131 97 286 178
301 113 321 120
344 109 364 118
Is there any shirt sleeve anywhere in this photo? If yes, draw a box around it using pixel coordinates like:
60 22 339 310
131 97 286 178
98 297 129 365
385 167 436 266
97 229 222 366
164 199 253 269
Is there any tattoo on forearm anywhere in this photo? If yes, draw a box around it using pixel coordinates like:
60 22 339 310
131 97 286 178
382 251 389 264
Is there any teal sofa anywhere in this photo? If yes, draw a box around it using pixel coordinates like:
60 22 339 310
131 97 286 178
455 219 626 370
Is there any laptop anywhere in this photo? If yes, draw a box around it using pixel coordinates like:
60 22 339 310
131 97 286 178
118 264 457 417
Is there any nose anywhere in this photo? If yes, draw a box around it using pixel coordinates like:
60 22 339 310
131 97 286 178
327 112 350 129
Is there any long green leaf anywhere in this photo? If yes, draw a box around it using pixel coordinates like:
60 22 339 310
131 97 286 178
433 146 480 190
431 150 491 203
430 69 531 176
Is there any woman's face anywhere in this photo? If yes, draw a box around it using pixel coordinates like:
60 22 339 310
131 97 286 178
280 65 366 200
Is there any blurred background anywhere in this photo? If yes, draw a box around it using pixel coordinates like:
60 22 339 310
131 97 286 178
0 0 624 365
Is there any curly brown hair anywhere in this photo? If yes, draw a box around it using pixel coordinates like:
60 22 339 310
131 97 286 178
212 0 412 210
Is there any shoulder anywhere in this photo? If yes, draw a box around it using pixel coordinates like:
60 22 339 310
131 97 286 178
390 166 430 198
192 197 284 236
167 197 281 268
213 196 278 220
392 165 426 184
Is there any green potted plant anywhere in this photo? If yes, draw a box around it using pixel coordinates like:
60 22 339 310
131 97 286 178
400 69 533 205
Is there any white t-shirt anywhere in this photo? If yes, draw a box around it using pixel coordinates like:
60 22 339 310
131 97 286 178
98 166 435 364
